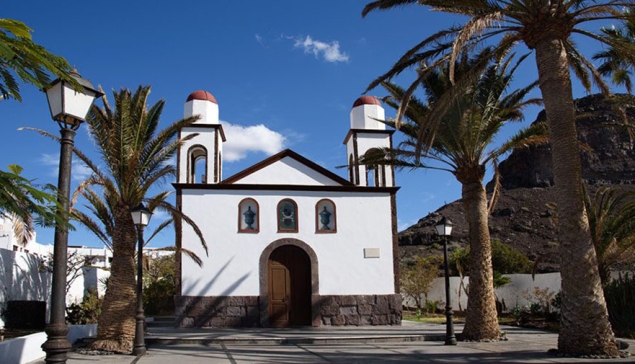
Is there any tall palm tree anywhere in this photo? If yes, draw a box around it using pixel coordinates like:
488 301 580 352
0 18 77 101
79 86 208 352
362 0 633 355
32 85 207 352
363 51 544 340
594 10 635 93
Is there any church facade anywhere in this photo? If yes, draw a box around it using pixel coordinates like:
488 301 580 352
174 91 401 327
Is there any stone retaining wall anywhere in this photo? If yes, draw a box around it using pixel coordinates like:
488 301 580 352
176 294 402 328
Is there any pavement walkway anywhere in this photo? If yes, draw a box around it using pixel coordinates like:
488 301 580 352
30 321 635 363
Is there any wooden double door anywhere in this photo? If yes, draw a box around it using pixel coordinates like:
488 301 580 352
267 245 312 327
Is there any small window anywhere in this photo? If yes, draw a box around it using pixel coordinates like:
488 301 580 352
316 199 336 233
277 199 298 233
239 198 259 233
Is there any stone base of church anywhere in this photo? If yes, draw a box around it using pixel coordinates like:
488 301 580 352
314 294 402 326
175 294 402 328
175 296 261 328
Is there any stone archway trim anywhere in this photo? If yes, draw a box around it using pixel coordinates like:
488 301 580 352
259 238 319 326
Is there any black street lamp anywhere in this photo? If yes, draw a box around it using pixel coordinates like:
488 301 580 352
435 216 457 346
42 70 101 364
130 203 152 356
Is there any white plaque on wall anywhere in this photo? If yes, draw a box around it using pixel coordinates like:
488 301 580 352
364 248 380 258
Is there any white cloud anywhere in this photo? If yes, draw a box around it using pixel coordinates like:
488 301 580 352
255 34 266 48
293 35 349 63
221 121 286 162
40 153 93 181
150 209 170 222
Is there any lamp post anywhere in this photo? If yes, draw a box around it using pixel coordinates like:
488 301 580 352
435 216 457 346
42 70 101 364
131 203 152 356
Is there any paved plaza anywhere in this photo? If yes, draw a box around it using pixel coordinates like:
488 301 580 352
28 321 635 364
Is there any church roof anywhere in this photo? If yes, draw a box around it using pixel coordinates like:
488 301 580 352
186 90 217 104
220 149 354 186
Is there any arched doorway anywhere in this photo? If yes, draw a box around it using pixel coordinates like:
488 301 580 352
267 245 312 327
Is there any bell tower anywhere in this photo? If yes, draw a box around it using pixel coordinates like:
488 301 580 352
177 90 226 184
343 96 394 187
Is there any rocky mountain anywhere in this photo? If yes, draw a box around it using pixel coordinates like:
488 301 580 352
399 94 635 272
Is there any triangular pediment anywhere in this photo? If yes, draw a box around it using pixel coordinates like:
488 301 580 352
221 149 352 186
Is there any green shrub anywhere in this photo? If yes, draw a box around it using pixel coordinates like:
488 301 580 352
451 239 532 275
424 299 441 314
493 271 511 288
604 273 635 339
66 288 102 325
399 255 442 309
144 276 175 316
491 239 532 274
143 254 176 316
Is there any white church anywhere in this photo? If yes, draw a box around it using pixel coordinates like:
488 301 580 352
174 91 401 327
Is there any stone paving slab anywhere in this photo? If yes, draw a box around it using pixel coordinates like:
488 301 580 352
28 322 635 364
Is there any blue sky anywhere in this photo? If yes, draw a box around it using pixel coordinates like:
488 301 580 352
1 1 623 249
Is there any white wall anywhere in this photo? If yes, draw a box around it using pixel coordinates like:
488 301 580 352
406 273 562 311
350 104 385 130
0 247 110 328
0 324 97 364
66 266 110 305
0 249 51 307
181 189 396 297
234 158 341 186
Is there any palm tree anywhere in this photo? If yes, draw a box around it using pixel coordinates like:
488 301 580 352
362 51 544 340
585 187 635 285
362 0 632 355
78 85 209 352
594 9 635 93
31 85 207 352
0 164 61 243
0 18 77 101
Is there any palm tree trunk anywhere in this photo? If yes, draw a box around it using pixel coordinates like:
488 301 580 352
460 180 500 340
91 205 137 353
534 37 618 356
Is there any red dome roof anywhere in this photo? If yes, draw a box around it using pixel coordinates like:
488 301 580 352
352 96 381 108
186 90 217 104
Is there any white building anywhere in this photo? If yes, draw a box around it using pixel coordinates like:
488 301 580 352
175 91 401 328
0 216 170 309
0 217 51 257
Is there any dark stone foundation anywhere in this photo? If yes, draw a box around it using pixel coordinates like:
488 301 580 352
175 296 261 328
314 294 402 326
175 294 402 328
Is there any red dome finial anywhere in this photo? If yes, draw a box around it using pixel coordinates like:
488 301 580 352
352 96 381 108
187 90 217 104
